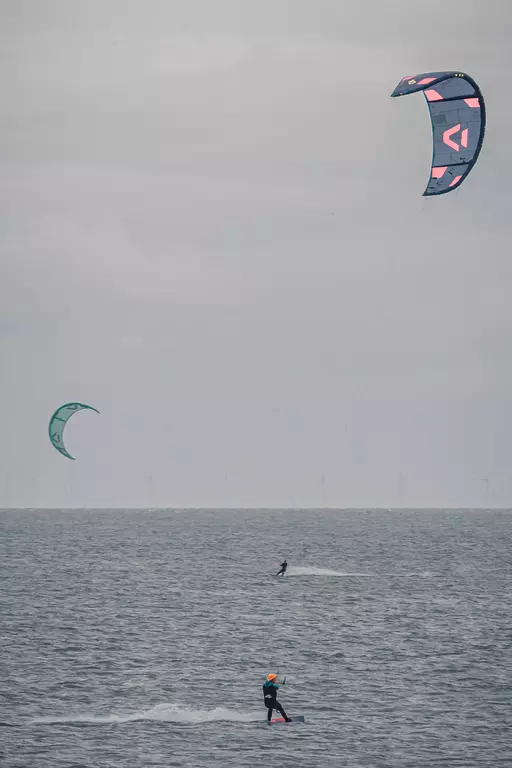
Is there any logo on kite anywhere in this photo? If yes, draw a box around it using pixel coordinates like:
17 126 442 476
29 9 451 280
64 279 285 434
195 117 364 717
48 402 99 460
390 70 486 196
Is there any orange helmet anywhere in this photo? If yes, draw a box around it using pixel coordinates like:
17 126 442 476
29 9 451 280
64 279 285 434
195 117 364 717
266 673 277 682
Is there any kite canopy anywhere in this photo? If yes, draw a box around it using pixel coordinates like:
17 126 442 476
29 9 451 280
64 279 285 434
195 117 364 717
391 71 486 196
48 402 99 460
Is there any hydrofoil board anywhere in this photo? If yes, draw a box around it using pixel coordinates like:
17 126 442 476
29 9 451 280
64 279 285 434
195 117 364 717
270 714 305 724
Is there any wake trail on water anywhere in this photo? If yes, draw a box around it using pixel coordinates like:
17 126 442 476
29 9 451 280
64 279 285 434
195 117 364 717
30 704 262 726
287 565 372 577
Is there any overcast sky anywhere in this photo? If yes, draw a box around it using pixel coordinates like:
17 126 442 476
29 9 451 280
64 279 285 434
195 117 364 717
1 0 512 508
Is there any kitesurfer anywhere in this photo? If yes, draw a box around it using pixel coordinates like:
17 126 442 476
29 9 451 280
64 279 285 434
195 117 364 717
263 673 290 724
275 560 287 577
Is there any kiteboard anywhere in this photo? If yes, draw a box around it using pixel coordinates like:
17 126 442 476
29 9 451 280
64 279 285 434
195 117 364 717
270 714 305 724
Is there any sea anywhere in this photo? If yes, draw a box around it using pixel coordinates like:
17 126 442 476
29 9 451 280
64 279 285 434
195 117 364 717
1 507 511 768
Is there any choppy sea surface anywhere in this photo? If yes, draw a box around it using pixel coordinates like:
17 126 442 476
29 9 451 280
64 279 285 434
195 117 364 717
1 508 511 768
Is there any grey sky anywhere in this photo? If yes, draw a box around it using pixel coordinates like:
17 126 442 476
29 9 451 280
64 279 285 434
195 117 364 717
2 0 511 508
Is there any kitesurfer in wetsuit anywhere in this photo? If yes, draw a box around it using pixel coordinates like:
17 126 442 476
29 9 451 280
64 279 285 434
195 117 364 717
275 560 287 577
263 673 290 724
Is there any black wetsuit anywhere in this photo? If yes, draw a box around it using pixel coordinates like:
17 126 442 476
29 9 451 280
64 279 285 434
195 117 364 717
276 560 287 576
262 681 289 722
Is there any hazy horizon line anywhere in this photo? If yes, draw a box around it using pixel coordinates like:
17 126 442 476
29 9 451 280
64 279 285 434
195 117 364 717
1 506 509 513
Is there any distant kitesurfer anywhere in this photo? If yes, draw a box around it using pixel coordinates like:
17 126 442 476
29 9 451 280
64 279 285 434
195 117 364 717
263 673 290 724
275 560 287 577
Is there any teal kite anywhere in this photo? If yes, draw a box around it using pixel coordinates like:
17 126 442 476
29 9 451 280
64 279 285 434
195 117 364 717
48 402 99 460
